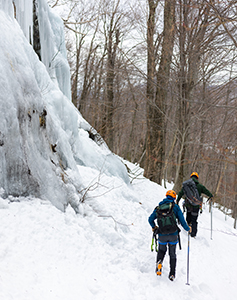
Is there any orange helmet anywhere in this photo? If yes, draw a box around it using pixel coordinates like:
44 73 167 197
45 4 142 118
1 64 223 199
166 190 176 199
190 172 199 179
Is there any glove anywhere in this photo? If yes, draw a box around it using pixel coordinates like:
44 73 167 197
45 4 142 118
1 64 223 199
152 226 158 233
206 196 213 203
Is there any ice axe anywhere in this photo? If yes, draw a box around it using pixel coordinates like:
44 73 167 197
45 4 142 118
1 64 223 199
151 231 158 252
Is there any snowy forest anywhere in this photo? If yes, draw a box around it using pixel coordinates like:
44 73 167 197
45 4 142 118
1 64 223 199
0 1 237 299
47 0 237 222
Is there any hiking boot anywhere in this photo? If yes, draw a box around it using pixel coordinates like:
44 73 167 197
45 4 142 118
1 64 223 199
156 260 162 276
169 274 175 281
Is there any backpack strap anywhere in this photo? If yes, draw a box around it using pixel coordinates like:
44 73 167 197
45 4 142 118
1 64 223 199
157 201 175 211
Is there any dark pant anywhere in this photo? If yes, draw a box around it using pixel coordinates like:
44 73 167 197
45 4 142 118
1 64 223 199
186 207 199 237
157 234 178 276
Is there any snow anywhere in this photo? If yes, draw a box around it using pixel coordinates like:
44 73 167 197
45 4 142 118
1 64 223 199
0 165 237 300
0 1 236 299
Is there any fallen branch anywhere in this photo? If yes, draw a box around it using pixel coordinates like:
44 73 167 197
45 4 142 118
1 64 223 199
98 214 134 230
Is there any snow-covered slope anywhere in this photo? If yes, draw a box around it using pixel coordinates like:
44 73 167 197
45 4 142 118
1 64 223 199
0 165 236 300
0 0 129 211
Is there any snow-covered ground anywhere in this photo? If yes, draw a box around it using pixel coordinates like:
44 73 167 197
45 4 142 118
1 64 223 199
0 164 236 300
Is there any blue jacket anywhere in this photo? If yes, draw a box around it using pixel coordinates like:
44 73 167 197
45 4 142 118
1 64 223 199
148 196 190 235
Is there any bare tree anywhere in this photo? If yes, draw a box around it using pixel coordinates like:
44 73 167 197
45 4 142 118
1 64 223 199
155 0 175 183
144 0 176 185
48 0 237 226
103 0 121 150
144 0 159 182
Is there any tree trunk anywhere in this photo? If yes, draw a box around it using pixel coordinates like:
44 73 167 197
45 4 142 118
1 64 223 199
71 33 85 108
144 0 175 184
233 136 237 228
105 22 120 151
79 30 99 115
144 0 157 181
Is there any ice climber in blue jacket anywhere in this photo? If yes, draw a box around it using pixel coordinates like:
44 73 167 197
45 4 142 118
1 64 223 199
148 190 191 281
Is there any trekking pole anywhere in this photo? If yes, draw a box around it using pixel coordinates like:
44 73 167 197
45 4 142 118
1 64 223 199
210 199 213 240
186 232 190 285
206 197 213 240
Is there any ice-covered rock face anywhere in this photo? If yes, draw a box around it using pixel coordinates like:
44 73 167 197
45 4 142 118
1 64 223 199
0 8 70 210
0 0 129 211
11 0 71 100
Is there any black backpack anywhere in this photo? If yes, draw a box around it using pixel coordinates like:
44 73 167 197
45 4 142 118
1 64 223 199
156 202 178 234
182 178 202 206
